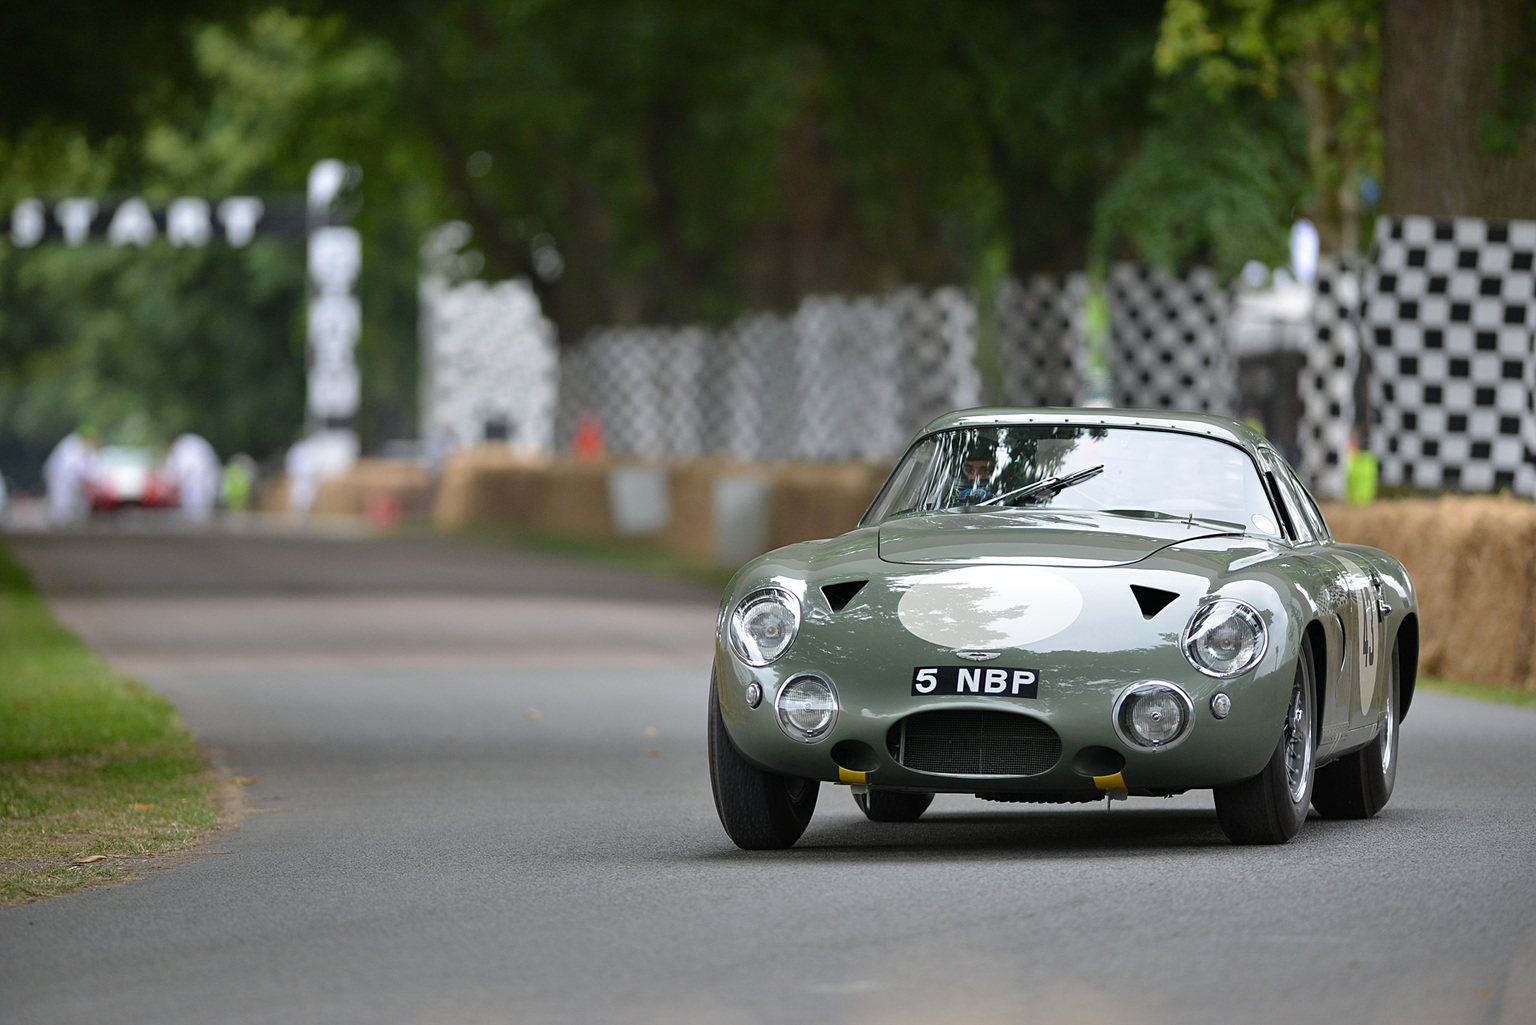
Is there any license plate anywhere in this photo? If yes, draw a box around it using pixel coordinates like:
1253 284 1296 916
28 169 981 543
911 666 1039 698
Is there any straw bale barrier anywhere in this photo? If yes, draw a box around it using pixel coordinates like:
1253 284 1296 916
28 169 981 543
434 447 552 530
1324 496 1536 691
434 446 611 537
312 459 435 517
433 450 886 561
768 462 889 550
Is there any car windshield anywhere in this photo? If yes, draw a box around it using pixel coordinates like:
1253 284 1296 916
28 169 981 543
863 425 1278 533
94 447 154 469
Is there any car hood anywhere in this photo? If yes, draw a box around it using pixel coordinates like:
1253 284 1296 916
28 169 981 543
875 511 1243 568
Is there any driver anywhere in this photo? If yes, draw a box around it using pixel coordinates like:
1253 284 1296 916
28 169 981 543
952 448 998 504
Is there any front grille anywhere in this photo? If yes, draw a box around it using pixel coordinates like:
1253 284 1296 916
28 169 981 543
889 710 1062 776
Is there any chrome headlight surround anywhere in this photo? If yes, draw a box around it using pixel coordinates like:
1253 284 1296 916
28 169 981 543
728 586 801 667
1112 680 1195 751
774 672 839 743
1182 598 1268 678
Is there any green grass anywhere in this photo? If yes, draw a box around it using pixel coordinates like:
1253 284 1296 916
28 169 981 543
1421 676 1536 710
0 543 221 906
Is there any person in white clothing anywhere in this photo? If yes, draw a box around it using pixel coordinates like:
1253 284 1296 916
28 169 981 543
285 437 320 515
42 432 93 525
167 433 222 521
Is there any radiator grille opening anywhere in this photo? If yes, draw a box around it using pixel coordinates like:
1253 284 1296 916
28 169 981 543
887 709 1062 776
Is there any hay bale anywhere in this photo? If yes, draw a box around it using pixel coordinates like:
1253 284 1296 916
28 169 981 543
768 463 890 550
1324 495 1536 690
312 459 435 517
540 462 614 538
662 460 756 562
255 474 290 513
432 446 552 530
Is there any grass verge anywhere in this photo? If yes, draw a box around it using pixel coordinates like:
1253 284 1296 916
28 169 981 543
0 541 223 907
1421 676 1536 710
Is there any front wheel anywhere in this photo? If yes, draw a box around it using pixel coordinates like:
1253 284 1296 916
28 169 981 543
1312 638 1400 819
853 789 934 822
707 669 819 849
1214 652 1317 844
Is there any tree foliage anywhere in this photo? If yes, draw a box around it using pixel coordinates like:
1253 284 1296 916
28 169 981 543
1153 0 1378 252
1 1 1330 482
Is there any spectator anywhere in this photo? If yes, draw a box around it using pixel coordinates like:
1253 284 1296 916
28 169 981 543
223 453 257 511
286 437 320 515
42 431 94 525
167 433 221 521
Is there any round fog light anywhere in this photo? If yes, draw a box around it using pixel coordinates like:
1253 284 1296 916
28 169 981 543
744 681 762 709
1210 692 1231 719
775 674 838 743
1113 681 1194 751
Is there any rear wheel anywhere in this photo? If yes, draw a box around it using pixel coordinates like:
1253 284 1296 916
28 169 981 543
853 789 934 822
1214 653 1316 844
1312 639 1400 819
707 669 818 849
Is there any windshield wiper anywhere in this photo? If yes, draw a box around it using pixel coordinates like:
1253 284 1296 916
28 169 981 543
980 464 1105 507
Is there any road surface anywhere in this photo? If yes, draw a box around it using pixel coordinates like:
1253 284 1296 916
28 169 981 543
2 528 1533 1024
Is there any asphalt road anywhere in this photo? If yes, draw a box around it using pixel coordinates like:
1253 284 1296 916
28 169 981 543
3 529 1535 1025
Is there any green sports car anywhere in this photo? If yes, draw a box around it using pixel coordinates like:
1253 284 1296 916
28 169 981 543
708 408 1418 848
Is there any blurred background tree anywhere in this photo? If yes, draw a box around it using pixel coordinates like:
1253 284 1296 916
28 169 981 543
4 1 1528 485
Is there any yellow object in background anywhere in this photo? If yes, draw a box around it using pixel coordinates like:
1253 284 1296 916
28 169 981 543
1345 449 1378 505
222 459 254 510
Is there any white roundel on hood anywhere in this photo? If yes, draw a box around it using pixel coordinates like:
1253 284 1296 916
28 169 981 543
896 566 1084 650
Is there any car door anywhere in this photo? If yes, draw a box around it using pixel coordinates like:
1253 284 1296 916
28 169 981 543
1271 460 1386 733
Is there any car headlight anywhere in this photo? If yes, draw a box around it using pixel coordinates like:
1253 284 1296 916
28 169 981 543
1182 599 1267 678
728 587 801 667
1113 681 1194 750
775 673 838 743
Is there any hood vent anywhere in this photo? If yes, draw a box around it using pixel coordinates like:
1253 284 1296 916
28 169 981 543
821 580 868 613
1130 585 1178 620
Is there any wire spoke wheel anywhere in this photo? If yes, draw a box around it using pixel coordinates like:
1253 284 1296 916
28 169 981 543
1283 674 1313 805
1214 652 1316 844
1313 637 1401 820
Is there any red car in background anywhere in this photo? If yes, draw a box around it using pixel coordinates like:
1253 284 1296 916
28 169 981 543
86 446 178 511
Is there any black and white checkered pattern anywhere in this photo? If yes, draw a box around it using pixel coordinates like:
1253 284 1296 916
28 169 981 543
995 273 1088 407
419 277 559 451
1365 216 1536 495
556 289 980 461
1297 256 1363 498
555 326 708 460
1105 264 1237 415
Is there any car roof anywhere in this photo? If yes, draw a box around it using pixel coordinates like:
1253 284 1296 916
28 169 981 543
916 406 1272 457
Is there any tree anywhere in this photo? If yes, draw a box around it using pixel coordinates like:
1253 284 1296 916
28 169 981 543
1380 0 1536 218
1151 0 1376 254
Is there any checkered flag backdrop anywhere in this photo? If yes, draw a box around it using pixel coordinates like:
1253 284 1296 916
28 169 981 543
1105 264 1237 416
1365 216 1536 496
995 273 1089 407
419 276 559 451
556 288 979 462
1297 256 1363 498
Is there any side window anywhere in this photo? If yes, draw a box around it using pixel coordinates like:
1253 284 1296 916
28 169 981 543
1279 463 1333 542
1268 461 1325 544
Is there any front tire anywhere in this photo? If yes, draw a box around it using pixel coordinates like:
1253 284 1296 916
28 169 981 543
707 669 819 849
1312 638 1400 819
1214 652 1317 844
853 789 934 822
